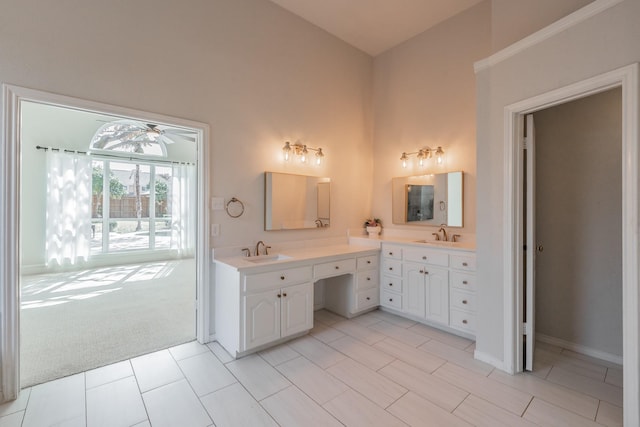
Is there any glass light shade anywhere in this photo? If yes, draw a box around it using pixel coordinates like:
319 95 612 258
282 142 291 162
400 153 409 168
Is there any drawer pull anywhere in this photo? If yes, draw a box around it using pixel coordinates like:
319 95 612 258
424 271 429 275
388 252 393 256
389 267 393 271
366 297 371 301
462 262 468 267
462 319 468 324
389 298 393 302
462 280 468 285
419 270 424 274
282 293 287 297
335 266 340 270
462 300 468 304
389 283 393 287
367 260 371 264
277 293 281 298
280 276 285 280
367 277 371 281
422 256 427 260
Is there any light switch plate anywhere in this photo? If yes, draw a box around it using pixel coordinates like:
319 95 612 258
211 197 224 210
212 224 220 237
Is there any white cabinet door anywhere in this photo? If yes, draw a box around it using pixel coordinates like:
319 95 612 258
281 282 313 338
244 290 280 351
403 262 426 318
425 266 449 325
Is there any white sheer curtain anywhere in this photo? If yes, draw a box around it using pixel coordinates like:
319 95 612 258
170 163 196 256
45 150 92 267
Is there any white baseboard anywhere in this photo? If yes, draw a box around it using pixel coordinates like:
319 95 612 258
537 333 623 365
474 350 507 372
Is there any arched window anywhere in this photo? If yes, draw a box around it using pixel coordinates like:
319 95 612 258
90 120 168 157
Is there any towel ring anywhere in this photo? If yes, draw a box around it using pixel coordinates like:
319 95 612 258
225 197 245 218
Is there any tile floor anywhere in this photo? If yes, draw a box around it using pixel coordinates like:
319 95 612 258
0 309 623 427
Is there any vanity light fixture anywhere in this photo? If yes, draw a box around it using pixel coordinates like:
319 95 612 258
400 146 444 168
283 141 324 166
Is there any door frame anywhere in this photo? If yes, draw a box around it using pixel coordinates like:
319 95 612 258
502 63 638 425
0 84 211 402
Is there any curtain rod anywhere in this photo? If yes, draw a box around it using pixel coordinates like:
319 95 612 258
35 145 196 166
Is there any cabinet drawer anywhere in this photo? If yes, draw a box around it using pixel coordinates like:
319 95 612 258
380 290 402 310
381 275 402 293
404 248 449 267
450 271 476 292
356 270 379 290
382 259 402 277
382 244 403 260
357 255 379 270
244 266 312 293
314 258 356 278
450 289 476 312
356 288 379 311
451 254 476 271
450 309 476 333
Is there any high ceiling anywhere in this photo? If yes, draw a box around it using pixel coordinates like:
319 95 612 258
268 0 484 56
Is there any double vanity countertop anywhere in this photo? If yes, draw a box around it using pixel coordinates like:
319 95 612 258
214 235 476 273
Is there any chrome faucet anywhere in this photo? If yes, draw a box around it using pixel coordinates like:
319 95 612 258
438 225 448 242
255 240 267 256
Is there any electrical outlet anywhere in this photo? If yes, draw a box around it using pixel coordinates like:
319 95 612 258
212 224 220 237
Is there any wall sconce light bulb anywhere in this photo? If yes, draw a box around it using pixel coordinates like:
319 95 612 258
282 141 292 162
400 152 409 168
315 148 324 166
435 146 444 165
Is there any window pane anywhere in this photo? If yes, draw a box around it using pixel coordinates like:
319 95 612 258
91 160 105 255
155 166 172 250
108 219 150 252
109 162 150 220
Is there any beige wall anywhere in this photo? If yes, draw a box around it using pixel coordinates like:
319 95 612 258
475 0 640 362
0 0 374 251
491 0 595 51
370 0 590 238
371 2 492 237
534 88 622 357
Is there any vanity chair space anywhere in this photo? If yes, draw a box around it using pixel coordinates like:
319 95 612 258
214 245 379 359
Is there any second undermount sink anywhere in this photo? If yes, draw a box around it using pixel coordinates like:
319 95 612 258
246 254 292 263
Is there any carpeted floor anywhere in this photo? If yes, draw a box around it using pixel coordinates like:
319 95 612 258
20 259 196 387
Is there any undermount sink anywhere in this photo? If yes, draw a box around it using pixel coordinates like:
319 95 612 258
245 254 292 263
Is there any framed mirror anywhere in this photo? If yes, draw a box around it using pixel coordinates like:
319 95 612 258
392 171 463 227
264 172 330 230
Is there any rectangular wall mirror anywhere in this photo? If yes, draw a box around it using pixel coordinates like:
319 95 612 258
392 171 463 227
265 172 330 230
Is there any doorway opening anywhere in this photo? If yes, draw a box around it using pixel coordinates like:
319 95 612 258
1 85 210 399
502 64 638 424
521 88 623 408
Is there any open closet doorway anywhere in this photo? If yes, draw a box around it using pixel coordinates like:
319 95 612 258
522 88 623 407
502 63 638 426
0 85 211 394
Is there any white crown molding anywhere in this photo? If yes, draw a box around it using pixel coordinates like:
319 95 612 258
474 0 625 73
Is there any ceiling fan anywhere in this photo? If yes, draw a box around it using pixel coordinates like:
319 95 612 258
92 119 197 151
